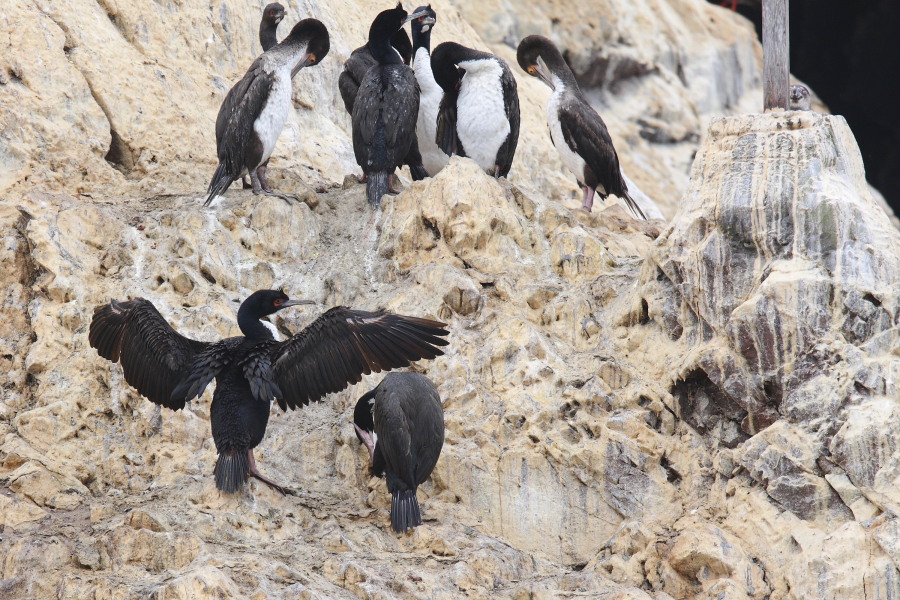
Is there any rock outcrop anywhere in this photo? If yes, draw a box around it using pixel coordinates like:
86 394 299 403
3 1 899 599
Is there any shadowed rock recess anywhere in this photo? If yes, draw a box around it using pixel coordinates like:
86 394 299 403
2 1 899 599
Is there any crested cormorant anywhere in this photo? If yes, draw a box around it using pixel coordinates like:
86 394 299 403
339 23 428 188
353 372 444 533
89 289 449 494
351 5 429 207
516 35 646 218
206 19 330 206
431 41 520 178
410 5 447 176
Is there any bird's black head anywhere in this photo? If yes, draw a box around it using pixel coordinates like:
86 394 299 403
262 2 286 26
411 5 436 34
238 289 314 338
353 388 377 435
284 18 331 69
516 35 565 90
430 42 466 93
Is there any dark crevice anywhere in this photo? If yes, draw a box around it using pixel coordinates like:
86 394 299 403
422 216 441 241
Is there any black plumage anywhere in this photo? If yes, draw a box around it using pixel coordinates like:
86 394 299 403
351 5 429 207
431 41 520 178
237 3 287 190
340 26 428 185
259 3 286 52
206 19 330 206
89 290 449 494
353 372 444 533
516 35 645 219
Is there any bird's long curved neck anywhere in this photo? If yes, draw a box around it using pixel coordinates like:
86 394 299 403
237 305 275 340
370 27 402 65
412 25 431 55
545 52 580 95
260 21 279 52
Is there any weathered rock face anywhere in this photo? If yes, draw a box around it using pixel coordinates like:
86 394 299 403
3 0 900 599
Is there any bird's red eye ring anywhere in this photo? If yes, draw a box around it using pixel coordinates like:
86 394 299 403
274 298 283 306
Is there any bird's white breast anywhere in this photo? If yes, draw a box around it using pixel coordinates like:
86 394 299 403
456 58 510 172
546 78 587 186
253 64 294 164
414 47 448 176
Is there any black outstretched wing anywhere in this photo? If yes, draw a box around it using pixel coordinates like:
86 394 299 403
495 62 520 177
89 298 211 410
435 87 462 157
558 103 645 219
271 307 449 411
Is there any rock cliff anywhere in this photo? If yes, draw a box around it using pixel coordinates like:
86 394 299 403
2 1 899 599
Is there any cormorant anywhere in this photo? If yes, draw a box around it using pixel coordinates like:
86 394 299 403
516 35 646 218
353 372 444 533
410 5 447 176
89 289 449 494
431 41 520 178
237 3 287 190
259 3 286 52
351 5 429 207
339 23 427 188
205 19 330 206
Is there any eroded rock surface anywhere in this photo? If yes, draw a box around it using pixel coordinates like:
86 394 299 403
3 1 900 599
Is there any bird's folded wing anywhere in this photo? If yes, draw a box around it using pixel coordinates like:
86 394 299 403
89 298 210 410
271 307 449 411
216 61 275 173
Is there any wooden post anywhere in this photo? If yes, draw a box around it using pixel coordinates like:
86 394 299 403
763 0 789 110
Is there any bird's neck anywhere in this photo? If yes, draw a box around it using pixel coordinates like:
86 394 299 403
260 22 279 52
370 33 403 65
237 306 276 340
412 26 431 54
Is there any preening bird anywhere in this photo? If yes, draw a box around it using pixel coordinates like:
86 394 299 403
516 35 645 218
431 41 520 178
354 372 444 533
351 5 430 207
89 289 449 494
409 5 447 176
206 19 330 206
236 3 287 190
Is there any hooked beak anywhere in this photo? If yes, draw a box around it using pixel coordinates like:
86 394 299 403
281 299 316 308
291 53 315 77
535 56 555 90
403 9 430 24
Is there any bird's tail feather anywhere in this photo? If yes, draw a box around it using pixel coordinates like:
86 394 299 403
409 164 429 181
366 172 390 208
621 190 647 220
214 450 249 493
390 489 422 533
205 162 233 207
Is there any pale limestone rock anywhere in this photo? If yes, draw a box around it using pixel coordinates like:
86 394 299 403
3 1 900 599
